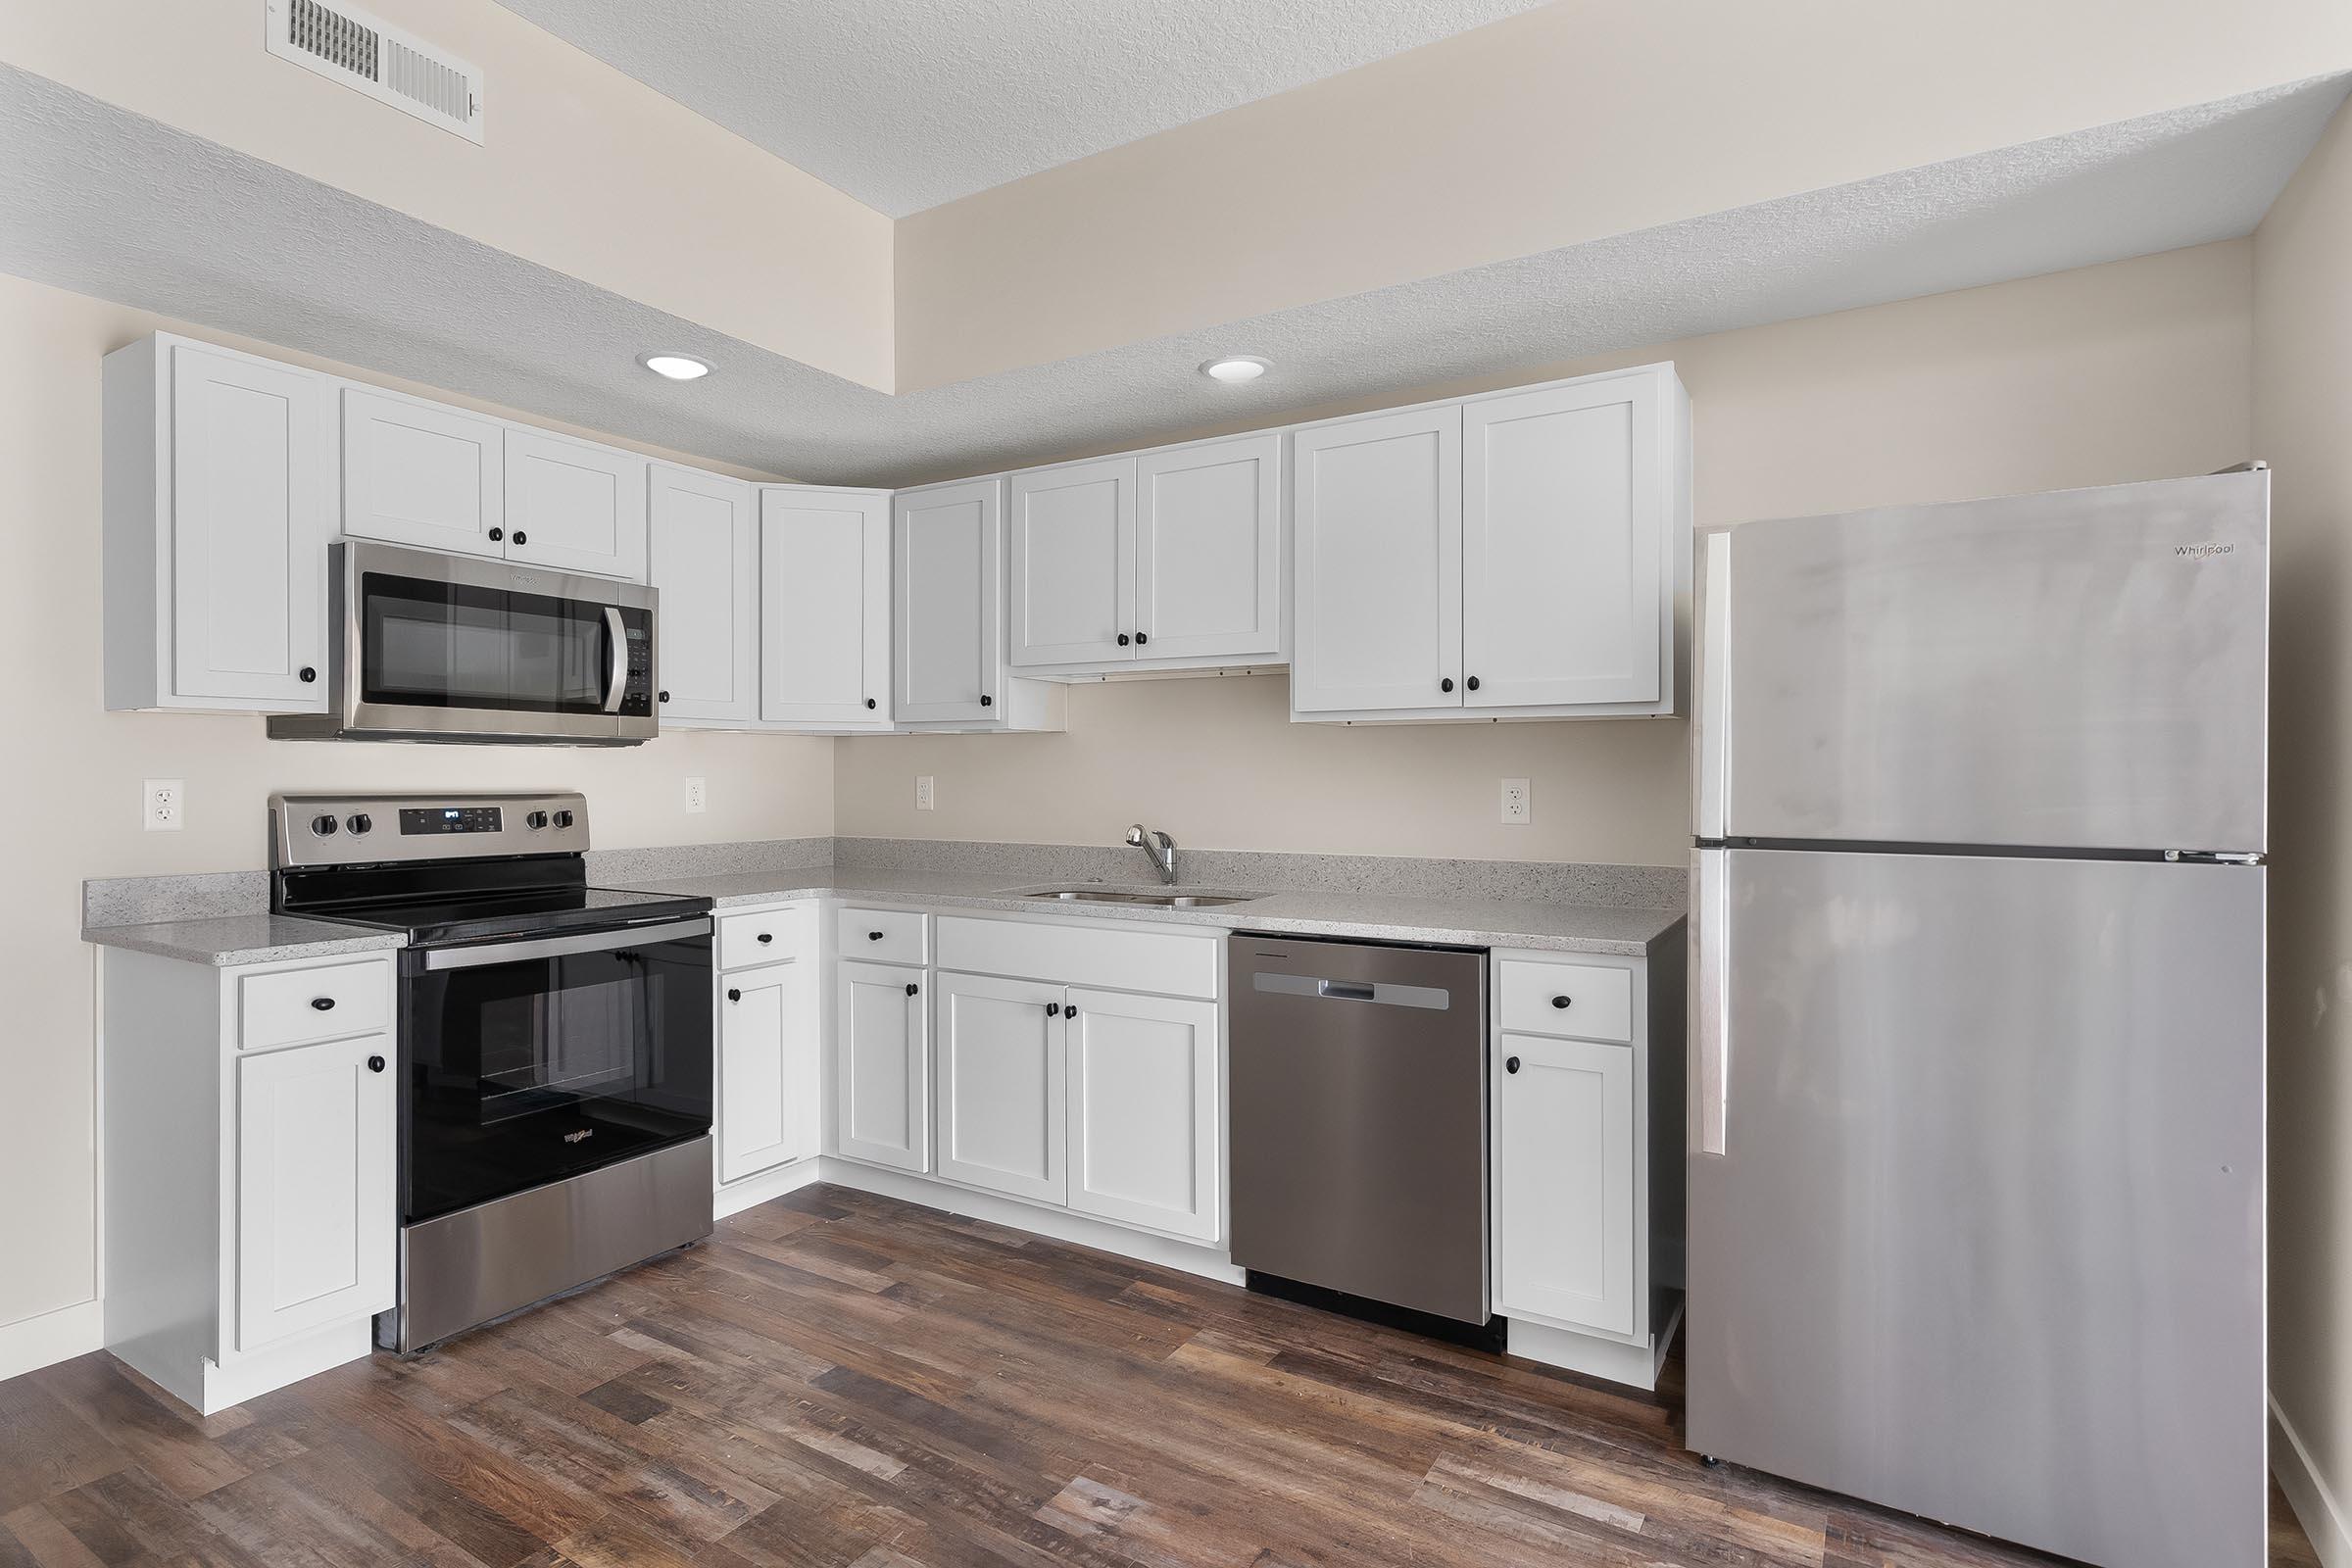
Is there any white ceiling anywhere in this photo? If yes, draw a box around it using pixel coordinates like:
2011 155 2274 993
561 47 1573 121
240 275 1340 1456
1 63 2343 488
491 0 1557 216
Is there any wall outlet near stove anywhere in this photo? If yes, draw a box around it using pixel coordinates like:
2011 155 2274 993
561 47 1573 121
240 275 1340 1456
144 778 184 832
1500 778 1531 824
683 776 707 814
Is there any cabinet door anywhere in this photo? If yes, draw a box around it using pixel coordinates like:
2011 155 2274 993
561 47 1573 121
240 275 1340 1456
233 1034 395 1352
1007 457 1134 666
1462 375 1666 708
503 428 650 581
169 345 331 709
894 479 1002 723
836 960 930 1172
1493 1032 1634 1335
1291 406 1462 713
340 388 504 557
718 958 816 1182
1136 433 1282 662
650 466 756 725
1065 989 1219 1241
761 487 892 727
935 973 1066 1204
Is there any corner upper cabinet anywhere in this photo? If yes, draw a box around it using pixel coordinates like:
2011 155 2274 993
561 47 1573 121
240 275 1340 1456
894 476 1064 732
503 427 649 581
761 486 893 729
340 388 504 557
649 465 757 726
104 335 332 713
1291 363 1690 722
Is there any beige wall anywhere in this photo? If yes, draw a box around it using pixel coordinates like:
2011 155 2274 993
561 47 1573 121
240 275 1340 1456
2256 96 2352 1557
841 241 2255 861
0 0 895 389
0 273 835 1334
896 0 2348 390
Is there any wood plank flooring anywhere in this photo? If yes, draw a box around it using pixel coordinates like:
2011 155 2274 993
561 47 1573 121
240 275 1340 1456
0 1183 2319 1567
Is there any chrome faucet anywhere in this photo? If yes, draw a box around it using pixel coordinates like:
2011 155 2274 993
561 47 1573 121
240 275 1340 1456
1125 823 1178 885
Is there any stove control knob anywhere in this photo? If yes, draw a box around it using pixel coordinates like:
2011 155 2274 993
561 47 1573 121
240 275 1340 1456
346 812 372 836
552 808 575 829
525 810 550 830
310 813 339 837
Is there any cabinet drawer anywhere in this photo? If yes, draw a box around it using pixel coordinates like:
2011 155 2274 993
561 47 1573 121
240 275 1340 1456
838 906 928 966
237 959 391 1051
718 904 815 971
935 914 1216 999
1496 959 1633 1043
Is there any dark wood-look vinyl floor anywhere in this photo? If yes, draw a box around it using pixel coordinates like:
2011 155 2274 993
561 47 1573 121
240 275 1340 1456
0 1183 2319 1568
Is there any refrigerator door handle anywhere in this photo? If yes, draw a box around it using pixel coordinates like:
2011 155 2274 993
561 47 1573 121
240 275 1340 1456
1691 847 1730 1156
1693 530 1733 841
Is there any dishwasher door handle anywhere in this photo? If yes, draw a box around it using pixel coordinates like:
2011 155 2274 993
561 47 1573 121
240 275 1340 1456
1318 978 1376 1002
1250 972 1454 1010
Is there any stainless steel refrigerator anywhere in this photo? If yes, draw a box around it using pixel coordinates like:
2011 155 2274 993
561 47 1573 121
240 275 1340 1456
1687 468 2269 1568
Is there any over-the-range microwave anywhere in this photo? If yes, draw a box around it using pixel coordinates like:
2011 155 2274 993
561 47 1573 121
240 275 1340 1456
268 541 659 745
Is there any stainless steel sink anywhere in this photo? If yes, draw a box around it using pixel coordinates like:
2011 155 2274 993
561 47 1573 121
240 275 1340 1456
1021 888 1257 908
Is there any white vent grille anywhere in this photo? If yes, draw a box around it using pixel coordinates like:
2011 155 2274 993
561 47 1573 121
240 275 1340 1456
266 0 483 144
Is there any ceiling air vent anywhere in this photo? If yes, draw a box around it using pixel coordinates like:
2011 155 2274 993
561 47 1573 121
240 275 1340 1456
265 0 484 144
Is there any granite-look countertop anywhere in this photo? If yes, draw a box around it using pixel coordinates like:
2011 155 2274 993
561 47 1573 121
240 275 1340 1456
82 912 407 967
605 864 1684 956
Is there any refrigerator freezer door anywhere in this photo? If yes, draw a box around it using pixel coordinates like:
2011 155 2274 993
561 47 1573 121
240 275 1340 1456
1703 469 2267 853
1687 847 2265 1568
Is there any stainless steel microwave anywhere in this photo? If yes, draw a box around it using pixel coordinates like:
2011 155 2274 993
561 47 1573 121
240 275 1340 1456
268 541 659 745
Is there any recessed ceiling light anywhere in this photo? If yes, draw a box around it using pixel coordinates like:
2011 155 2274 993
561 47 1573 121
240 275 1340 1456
1200 355 1270 384
639 352 711 381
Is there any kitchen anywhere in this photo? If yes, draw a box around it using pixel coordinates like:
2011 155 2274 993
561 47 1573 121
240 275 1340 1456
2 3 2349 1566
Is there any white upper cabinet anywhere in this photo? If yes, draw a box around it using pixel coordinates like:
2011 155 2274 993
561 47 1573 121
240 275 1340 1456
761 486 892 728
1136 432 1283 663
1291 363 1689 722
340 388 504 556
1008 457 1134 667
649 465 756 726
1291 405 1462 714
104 336 333 713
1462 375 1671 709
895 476 1002 723
503 427 649 581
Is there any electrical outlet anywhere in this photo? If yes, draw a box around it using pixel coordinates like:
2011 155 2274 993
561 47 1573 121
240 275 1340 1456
144 778 184 833
683 776 707 814
916 775 935 811
1500 778 1531 825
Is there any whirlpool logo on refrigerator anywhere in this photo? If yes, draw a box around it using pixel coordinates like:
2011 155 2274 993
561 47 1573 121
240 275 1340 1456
2175 541 2236 561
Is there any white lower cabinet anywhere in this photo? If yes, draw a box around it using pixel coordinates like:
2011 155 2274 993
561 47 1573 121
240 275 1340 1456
718 956 817 1184
837 958 932 1172
1493 1032 1634 1336
1066 988 1219 1242
935 972 1067 1204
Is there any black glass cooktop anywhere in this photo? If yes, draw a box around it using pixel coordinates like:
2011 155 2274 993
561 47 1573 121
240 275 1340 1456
312 885 709 946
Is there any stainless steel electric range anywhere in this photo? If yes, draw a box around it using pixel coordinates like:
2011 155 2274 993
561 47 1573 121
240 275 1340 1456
270 791 714 1351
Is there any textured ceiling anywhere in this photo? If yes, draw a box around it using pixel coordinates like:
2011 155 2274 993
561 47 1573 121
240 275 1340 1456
0 63 2343 488
491 0 1556 216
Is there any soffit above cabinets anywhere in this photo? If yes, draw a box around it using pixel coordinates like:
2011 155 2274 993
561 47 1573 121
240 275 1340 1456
3 62 2344 488
488 0 1556 218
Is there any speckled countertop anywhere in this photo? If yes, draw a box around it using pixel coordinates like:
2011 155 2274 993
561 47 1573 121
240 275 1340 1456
604 865 1683 956
82 913 406 967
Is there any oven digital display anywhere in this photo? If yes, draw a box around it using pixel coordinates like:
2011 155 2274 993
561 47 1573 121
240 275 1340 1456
400 806 504 834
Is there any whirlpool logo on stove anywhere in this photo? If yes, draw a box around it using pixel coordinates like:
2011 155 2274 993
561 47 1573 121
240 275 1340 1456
2175 541 2235 561
563 1128 594 1144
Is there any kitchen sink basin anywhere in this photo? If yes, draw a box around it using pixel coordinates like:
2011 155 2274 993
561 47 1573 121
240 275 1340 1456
1022 888 1257 908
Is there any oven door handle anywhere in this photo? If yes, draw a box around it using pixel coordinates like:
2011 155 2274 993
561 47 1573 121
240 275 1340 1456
601 606 629 714
420 915 711 971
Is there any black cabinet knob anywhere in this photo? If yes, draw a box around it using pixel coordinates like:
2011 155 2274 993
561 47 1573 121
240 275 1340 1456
1506 1055 1521 1074
979 693 994 708
1440 677 1453 693
905 982 919 997
299 665 318 683
368 1054 385 1073
1466 675 1481 692
487 526 504 542
864 697 877 710
757 932 773 945
310 997 335 1011
867 930 883 941
1064 1006 1077 1021
1134 632 1149 646
512 530 528 545
726 988 742 1003
1551 995 1571 1009
659 690 671 704
1046 1003 1060 1016
1117 633 1131 646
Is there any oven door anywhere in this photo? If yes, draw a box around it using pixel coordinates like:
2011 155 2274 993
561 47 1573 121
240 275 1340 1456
339 541 657 744
400 916 711 1223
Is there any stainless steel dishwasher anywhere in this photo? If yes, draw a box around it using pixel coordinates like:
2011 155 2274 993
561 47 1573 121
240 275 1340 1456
1227 931 1491 1336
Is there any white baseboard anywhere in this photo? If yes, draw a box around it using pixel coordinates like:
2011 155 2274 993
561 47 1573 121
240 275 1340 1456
1507 1315 1666 1391
0 1298 102 1383
2276 1395 2351 1567
714 1156 826 1218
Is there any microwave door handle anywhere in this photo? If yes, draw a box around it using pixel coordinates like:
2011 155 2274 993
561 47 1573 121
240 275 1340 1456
602 606 628 713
